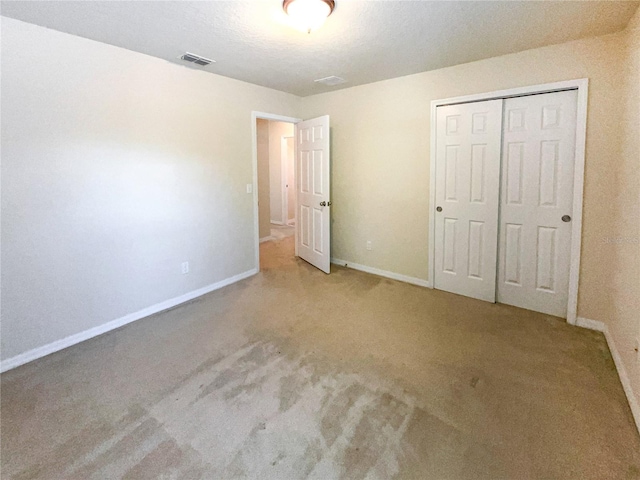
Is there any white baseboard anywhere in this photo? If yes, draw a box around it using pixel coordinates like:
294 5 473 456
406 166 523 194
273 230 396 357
331 258 432 288
270 220 284 226
0 268 258 373
575 316 607 332
259 236 275 243
287 219 295 226
576 317 640 435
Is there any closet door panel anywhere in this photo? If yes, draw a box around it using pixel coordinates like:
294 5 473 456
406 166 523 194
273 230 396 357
497 90 578 317
434 99 503 302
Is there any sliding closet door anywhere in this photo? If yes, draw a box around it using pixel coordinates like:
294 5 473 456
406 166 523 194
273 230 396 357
498 90 578 317
434 100 503 302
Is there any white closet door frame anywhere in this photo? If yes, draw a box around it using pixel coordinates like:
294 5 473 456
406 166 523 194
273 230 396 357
428 78 588 325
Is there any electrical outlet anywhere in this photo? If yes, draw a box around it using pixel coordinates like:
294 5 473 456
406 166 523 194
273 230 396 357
366 241 372 251
181 261 189 274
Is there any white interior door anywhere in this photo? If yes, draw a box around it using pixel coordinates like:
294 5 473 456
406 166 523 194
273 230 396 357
296 115 330 274
434 100 503 301
498 90 578 317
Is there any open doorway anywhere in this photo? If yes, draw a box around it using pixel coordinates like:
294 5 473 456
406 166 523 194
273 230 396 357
252 111 331 274
255 116 297 270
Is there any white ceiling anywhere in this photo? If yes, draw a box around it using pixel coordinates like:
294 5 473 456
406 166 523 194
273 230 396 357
1 1 638 96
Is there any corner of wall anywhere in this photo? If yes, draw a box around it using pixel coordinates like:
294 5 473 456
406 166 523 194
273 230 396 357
576 317 640 435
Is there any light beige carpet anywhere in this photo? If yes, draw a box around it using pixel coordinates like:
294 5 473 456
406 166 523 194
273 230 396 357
2 235 639 479
270 223 295 241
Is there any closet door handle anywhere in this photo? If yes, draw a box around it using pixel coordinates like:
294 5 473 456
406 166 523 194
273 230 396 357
320 201 327 207
436 206 443 212
562 215 571 223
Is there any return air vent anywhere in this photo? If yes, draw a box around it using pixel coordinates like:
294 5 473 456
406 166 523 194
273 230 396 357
314 76 347 86
179 52 215 66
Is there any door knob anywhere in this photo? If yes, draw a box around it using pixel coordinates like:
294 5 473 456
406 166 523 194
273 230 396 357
436 206 442 212
320 201 327 207
327 201 332 206
562 215 571 223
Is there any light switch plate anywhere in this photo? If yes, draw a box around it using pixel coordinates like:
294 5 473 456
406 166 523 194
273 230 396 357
246 184 253 194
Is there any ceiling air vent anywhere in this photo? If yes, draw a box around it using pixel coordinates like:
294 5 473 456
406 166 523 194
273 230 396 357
179 52 215 66
314 76 347 86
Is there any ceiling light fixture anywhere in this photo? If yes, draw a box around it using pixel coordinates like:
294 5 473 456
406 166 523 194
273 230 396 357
283 0 335 34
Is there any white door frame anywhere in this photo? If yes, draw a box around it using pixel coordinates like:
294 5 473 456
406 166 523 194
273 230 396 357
281 135 295 227
251 111 302 272
428 78 588 325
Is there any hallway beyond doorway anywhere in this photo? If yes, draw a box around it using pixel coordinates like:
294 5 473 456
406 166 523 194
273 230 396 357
270 223 294 241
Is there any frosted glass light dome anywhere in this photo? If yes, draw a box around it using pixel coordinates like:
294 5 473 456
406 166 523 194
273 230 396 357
283 0 335 33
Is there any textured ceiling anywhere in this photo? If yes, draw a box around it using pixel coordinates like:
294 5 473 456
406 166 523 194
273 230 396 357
1 1 638 96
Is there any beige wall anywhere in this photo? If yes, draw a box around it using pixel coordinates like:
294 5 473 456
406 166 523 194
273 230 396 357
268 121 294 224
612 6 640 415
0 17 300 361
257 119 271 239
